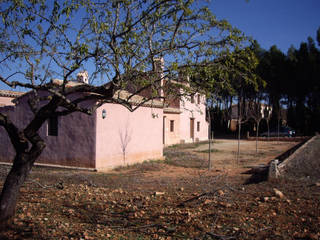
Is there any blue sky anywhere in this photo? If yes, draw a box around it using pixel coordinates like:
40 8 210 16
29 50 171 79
1 0 319 91
211 0 320 53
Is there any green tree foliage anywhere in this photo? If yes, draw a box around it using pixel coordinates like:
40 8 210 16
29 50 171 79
317 27 320 46
192 45 262 100
190 42 264 136
195 25 320 137
0 0 244 95
0 0 246 225
286 37 320 134
258 45 287 128
257 28 320 135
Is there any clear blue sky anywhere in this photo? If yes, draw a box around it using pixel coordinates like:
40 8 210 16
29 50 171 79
211 0 320 53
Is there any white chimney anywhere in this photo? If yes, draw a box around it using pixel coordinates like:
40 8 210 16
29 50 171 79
153 57 164 74
153 57 165 99
77 70 89 84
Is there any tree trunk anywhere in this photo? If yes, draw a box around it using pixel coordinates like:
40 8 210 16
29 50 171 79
208 107 212 170
0 141 45 227
277 118 280 142
237 119 241 165
0 96 60 227
256 121 260 154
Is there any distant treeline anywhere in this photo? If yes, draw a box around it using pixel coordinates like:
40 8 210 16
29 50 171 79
257 28 320 135
210 27 320 136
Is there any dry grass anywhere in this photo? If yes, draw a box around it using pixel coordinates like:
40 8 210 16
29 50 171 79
164 139 298 171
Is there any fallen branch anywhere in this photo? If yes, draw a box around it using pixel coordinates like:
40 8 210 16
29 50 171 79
256 226 272 233
27 179 64 189
206 231 236 240
225 184 256 197
77 174 97 187
177 187 225 207
196 224 236 240
110 223 160 230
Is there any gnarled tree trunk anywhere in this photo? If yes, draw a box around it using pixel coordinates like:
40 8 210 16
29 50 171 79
0 153 42 226
0 135 45 227
0 96 60 226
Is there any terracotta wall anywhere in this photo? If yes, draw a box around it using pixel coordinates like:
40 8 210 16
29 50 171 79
95 103 163 170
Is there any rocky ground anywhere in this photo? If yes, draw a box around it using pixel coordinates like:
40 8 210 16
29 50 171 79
0 139 319 239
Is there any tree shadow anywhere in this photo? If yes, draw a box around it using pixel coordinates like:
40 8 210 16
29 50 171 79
242 165 269 184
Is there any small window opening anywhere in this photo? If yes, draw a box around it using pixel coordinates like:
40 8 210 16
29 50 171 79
48 116 58 136
170 120 174 132
197 121 200 132
191 95 195 103
197 94 201 104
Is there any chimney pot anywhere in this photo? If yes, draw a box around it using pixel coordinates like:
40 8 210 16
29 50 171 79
77 71 89 84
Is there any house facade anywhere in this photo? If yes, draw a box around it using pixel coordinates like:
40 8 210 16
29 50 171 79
163 93 208 146
0 79 208 170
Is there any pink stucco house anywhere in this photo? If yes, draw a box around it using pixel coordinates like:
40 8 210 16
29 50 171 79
0 76 208 170
163 91 208 146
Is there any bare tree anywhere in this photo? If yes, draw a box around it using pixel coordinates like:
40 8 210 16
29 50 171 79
264 106 273 139
119 120 132 165
193 46 262 165
236 94 247 164
277 100 285 141
0 0 245 224
247 100 264 154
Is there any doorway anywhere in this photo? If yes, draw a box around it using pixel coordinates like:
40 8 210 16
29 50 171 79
190 118 195 141
163 116 166 145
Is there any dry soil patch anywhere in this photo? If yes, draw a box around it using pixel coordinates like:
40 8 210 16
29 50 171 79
0 139 319 240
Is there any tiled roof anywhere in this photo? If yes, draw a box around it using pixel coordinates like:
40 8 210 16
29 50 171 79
0 90 25 98
114 90 164 108
52 79 164 108
51 79 84 87
12 79 164 109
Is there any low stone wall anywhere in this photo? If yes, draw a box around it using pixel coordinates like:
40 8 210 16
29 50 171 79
269 135 320 181
247 136 310 142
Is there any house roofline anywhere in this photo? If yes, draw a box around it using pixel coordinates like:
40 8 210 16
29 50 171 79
9 79 164 109
164 107 181 114
0 90 25 98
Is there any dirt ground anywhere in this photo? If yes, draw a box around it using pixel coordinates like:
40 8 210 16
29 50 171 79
0 139 319 239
